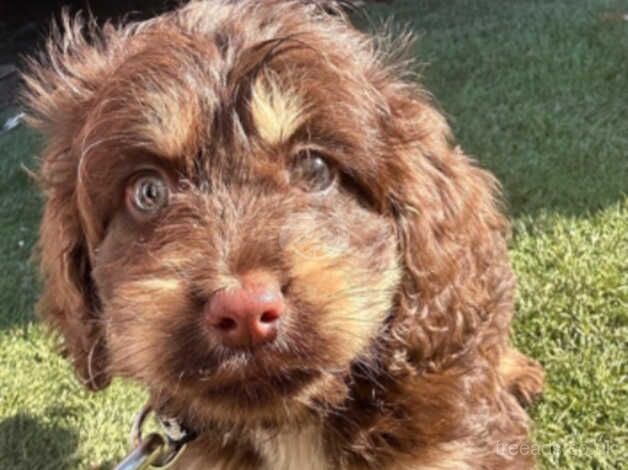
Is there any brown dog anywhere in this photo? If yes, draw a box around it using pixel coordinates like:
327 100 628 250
23 1 544 468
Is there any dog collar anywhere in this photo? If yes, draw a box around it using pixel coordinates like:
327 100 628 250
114 404 198 469
156 413 198 448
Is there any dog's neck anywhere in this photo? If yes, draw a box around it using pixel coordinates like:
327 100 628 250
251 423 328 470
170 416 332 470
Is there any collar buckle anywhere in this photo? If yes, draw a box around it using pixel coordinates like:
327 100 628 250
113 403 197 470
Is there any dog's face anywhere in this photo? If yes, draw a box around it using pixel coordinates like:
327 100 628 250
26 0 507 427
30 0 406 424
89 67 401 421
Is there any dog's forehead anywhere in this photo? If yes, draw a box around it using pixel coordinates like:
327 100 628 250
84 42 307 164
78 3 389 188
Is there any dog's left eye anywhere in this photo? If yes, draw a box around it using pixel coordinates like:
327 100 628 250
291 150 335 192
126 172 169 216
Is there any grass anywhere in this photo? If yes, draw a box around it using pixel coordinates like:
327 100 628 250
0 0 626 468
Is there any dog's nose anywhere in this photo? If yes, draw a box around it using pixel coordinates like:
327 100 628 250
205 273 284 348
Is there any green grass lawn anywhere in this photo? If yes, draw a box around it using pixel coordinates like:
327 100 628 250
1 0 626 468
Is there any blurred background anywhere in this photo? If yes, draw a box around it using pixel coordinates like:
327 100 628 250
1 1 179 107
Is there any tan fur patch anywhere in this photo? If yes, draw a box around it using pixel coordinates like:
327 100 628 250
107 277 184 377
138 87 200 158
113 277 184 306
253 424 328 470
288 239 399 363
133 277 182 292
250 76 307 145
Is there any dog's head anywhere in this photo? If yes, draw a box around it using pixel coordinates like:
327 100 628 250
25 0 508 426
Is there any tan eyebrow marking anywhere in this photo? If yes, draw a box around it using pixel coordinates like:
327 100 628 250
250 75 308 145
137 86 201 159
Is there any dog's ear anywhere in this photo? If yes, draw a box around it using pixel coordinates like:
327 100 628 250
383 88 515 367
22 13 113 390
35 188 109 391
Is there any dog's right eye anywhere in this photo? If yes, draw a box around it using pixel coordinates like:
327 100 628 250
126 172 170 218
291 149 336 192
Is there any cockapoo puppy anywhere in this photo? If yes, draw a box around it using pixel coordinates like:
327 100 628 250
24 0 544 468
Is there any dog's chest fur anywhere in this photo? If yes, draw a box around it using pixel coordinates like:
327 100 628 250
173 422 332 469
253 425 329 470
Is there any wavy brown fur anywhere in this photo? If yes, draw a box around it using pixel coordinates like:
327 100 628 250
23 1 544 468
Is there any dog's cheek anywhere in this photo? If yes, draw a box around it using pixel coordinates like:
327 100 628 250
287 238 400 366
104 276 191 382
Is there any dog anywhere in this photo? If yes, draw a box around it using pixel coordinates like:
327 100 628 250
23 1 544 468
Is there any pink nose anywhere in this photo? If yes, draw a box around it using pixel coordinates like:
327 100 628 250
205 273 284 348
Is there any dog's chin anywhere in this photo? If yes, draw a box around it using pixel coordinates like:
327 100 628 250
155 359 349 427
204 367 317 402
164 369 328 426
144 333 356 425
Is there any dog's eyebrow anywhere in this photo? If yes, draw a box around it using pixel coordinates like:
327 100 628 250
250 76 308 146
136 86 202 161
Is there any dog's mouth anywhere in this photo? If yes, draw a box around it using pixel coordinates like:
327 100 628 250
201 368 318 404
175 347 322 406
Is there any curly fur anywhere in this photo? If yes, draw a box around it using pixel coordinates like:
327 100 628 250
23 1 544 468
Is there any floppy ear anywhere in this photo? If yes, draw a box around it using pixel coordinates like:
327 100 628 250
384 89 515 367
21 14 115 390
35 185 109 390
